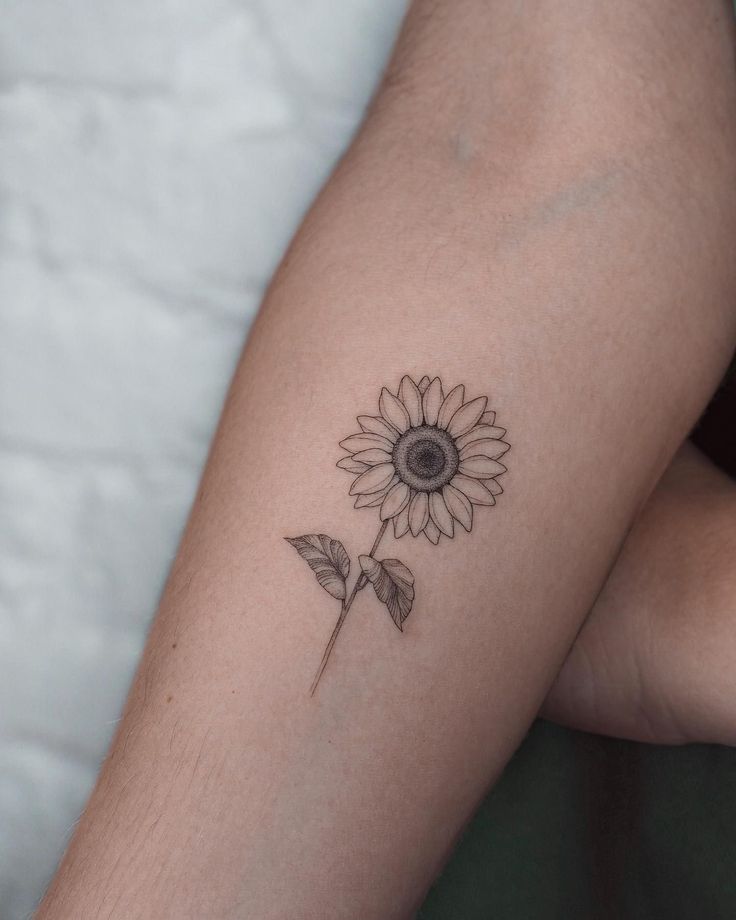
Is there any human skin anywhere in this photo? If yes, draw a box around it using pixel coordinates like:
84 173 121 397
543 442 736 746
37 2 736 919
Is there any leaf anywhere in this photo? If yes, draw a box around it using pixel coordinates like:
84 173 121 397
285 534 350 600
359 555 415 631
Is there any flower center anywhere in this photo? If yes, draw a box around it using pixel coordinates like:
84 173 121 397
407 441 445 478
392 425 459 492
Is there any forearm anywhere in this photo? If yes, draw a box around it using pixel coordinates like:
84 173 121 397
39 2 736 918
543 442 736 744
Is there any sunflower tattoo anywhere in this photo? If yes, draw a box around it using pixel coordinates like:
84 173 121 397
287 375 509 694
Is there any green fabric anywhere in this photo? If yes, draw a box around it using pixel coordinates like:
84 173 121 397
419 721 736 919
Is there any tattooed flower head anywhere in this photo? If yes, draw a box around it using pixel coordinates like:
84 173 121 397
338 376 508 543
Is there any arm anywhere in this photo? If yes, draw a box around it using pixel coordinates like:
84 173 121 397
543 442 736 745
38 1 736 917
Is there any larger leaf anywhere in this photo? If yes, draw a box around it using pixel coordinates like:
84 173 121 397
358 555 415 631
285 534 350 600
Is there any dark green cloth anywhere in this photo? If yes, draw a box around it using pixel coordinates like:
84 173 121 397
419 722 736 919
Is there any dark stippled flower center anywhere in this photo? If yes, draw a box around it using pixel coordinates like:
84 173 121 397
392 425 459 492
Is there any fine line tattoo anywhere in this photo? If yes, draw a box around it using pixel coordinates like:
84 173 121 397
286 375 509 695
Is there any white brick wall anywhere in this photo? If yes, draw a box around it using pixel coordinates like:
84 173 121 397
0 3 405 915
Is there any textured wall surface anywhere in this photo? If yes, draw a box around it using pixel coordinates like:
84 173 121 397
0 3 405 915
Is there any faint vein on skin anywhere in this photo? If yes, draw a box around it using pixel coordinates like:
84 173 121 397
499 168 622 251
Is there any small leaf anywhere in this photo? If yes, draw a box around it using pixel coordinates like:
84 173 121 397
359 555 415 631
285 534 350 600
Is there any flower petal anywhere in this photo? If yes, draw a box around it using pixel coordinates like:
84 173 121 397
454 424 507 450
458 457 507 479
480 410 496 426
450 474 497 505
393 503 410 538
424 518 441 544
437 384 464 429
408 490 429 536
354 475 397 507
379 387 411 433
442 484 473 532
399 375 424 427
458 438 510 462
380 481 411 520
447 396 487 437
417 376 431 394
337 456 369 474
355 491 387 508
486 478 503 495
340 433 394 453
358 415 399 442
422 377 444 426
350 463 396 495
429 491 454 537
351 448 394 465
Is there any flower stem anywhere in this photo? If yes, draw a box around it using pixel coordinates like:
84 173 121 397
309 519 389 696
